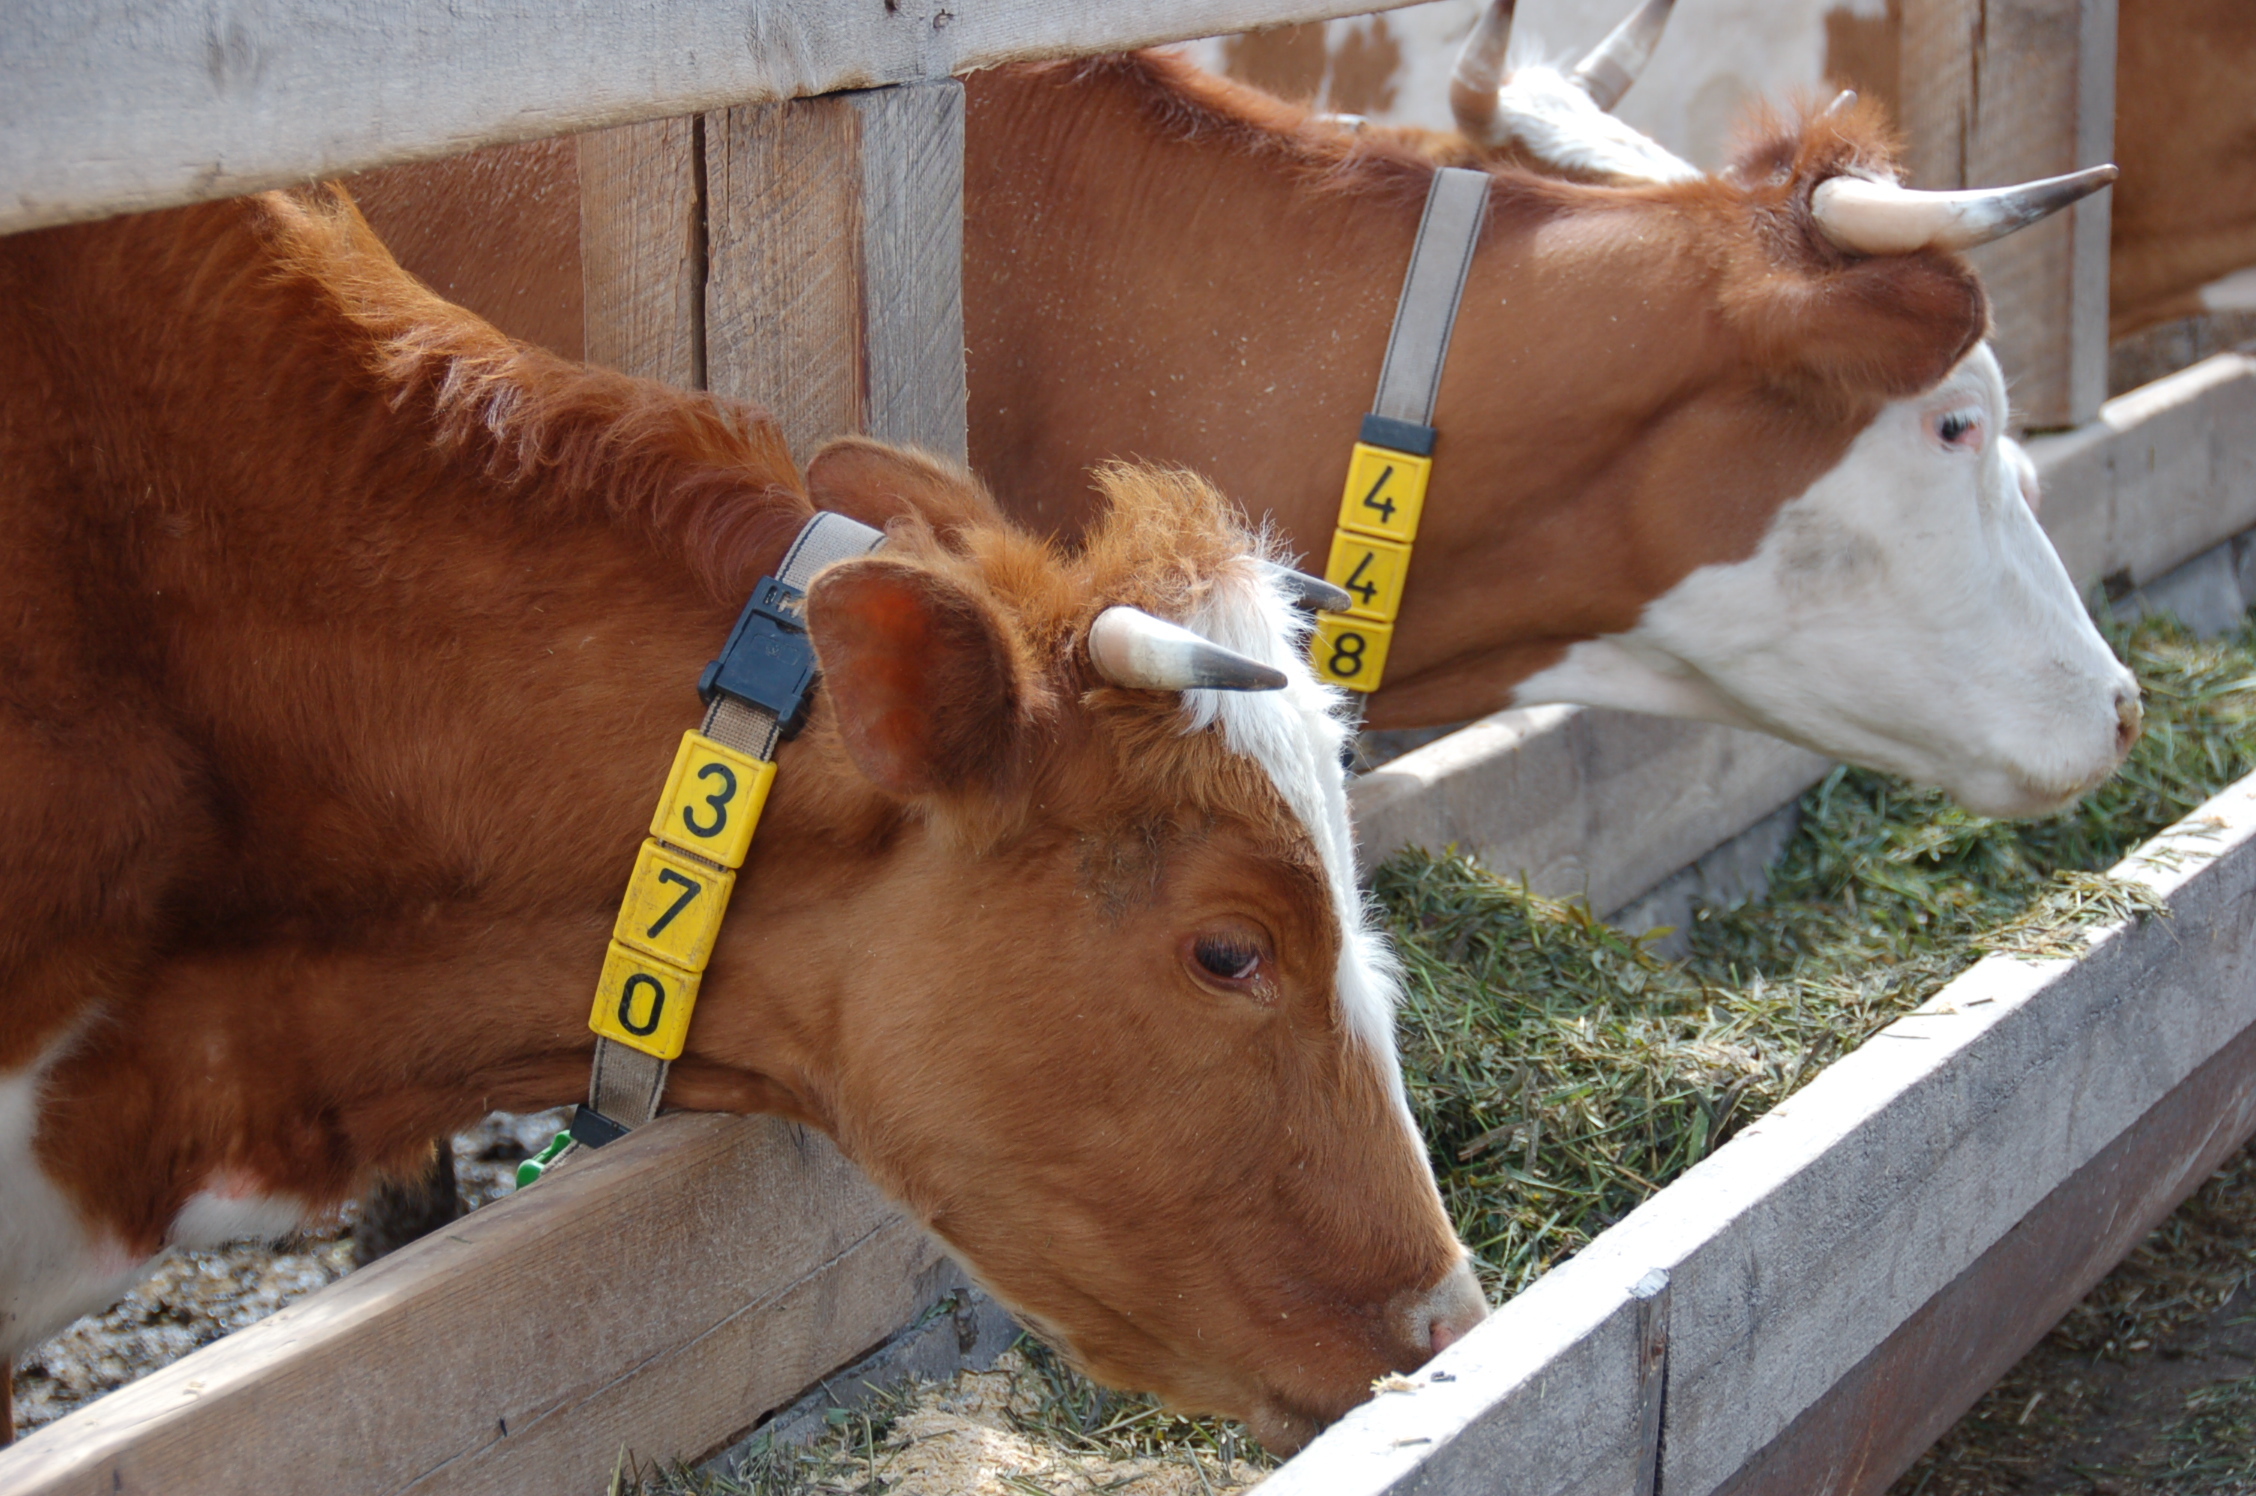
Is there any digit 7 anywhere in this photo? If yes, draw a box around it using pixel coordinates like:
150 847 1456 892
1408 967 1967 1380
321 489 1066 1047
645 868 702 938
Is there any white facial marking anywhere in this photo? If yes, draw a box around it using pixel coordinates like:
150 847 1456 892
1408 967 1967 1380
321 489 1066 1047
1 1033 157 1361
1178 557 1413 1119
1488 66 1702 183
1514 344 2139 817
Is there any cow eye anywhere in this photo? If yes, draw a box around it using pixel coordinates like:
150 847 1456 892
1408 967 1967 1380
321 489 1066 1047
1194 936 1262 983
1931 406 1984 452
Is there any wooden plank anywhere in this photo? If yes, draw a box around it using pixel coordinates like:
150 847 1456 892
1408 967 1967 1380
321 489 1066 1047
1897 0 2116 429
705 82 966 458
1713 1010 2256 1496
0 1116 955 1494
580 117 703 387
2028 350 2256 590
0 0 1422 238
1278 766 2256 1496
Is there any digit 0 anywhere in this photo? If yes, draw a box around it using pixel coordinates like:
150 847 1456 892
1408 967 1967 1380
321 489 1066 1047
1328 630 1368 678
618 972 666 1037
681 761 738 838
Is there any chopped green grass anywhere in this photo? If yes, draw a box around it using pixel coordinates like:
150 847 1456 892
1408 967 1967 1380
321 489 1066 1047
1383 613 2256 1298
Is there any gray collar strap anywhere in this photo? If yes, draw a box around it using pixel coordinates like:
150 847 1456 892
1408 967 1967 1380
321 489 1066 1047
1310 166 1492 694
522 510 886 1183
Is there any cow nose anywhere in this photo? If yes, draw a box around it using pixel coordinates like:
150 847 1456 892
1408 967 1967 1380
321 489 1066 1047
2115 687 2144 756
1407 1259 1488 1362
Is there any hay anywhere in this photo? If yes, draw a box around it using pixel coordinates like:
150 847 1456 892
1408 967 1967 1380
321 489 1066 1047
631 1346 1270 1496
1389 613 2256 1298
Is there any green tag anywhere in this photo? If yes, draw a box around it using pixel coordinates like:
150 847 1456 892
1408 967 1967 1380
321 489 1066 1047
515 1131 573 1189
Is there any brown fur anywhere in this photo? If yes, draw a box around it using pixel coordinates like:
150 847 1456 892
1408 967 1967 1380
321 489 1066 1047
0 192 1462 1448
349 54 1987 732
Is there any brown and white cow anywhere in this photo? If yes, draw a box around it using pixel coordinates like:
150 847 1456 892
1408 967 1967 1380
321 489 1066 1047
353 36 2139 820
0 188 1482 1450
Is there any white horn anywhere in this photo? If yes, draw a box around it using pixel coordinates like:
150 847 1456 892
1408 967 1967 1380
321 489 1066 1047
1449 0 1514 143
1088 607 1288 693
1811 165 2119 256
1571 0 1678 112
1254 558 1355 613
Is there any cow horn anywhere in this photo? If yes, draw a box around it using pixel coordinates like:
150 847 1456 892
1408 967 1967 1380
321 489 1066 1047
1449 0 1514 143
1570 0 1678 112
1254 558 1355 613
1088 607 1288 692
1810 165 2119 256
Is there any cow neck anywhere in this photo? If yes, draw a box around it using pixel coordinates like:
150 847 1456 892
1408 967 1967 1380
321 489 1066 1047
520 511 886 1186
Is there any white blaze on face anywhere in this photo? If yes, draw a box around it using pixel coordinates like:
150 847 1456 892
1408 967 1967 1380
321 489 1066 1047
1514 345 2140 817
1177 560 1417 1128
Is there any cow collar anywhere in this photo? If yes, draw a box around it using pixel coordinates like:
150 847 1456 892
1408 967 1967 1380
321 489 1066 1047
519 510 887 1186
1309 166 1492 695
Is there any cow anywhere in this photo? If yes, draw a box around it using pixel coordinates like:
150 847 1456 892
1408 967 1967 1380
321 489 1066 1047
1197 0 2256 341
350 28 2139 821
0 187 1485 1451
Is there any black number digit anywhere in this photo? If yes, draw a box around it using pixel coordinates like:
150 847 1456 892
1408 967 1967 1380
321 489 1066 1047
618 972 666 1037
1360 466 1398 524
645 868 702 939
1342 550 1380 607
1327 630 1368 678
681 761 738 838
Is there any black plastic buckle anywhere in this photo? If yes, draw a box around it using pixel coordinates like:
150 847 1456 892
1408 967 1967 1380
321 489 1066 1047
1360 412 1438 457
697 574 820 736
569 1104 631 1150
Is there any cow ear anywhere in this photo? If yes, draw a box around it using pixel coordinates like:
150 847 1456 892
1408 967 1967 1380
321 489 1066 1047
806 556 1025 799
804 437 998 536
1730 245 1989 400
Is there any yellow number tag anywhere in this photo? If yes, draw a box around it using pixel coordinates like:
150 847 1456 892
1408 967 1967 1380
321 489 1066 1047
1311 611 1393 693
1336 442 1432 544
589 940 702 1060
614 838 735 972
1324 530 1413 623
651 732 774 869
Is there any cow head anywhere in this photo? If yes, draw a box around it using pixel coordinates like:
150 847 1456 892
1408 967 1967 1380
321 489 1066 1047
1394 0 2139 817
692 442 1481 1451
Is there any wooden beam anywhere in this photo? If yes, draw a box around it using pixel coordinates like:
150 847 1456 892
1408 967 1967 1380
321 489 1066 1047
1713 1015 2256 1496
0 0 1424 238
1897 0 2117 428
580 117 704 388
705 82 967 458
0 1117 957 1494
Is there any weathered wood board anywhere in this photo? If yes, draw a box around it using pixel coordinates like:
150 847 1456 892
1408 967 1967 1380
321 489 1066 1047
0 0 1423 238
706 82 967 457
1897 0 2117 429
1271 767 2256 1496
0 1117 956 1494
